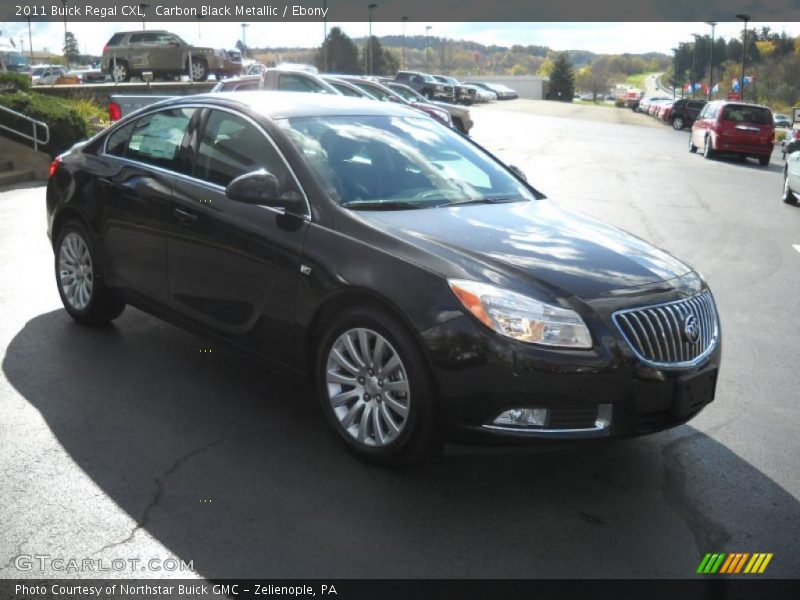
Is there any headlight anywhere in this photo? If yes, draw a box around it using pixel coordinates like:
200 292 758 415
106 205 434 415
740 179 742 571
448 279 592 349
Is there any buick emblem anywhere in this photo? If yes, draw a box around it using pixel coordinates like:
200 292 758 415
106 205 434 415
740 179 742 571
683 314 701 344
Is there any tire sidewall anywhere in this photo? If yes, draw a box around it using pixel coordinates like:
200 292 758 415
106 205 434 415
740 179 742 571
54 221 101 320
315 306 434 464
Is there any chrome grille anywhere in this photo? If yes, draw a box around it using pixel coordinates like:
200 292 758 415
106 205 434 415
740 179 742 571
613 291 719 367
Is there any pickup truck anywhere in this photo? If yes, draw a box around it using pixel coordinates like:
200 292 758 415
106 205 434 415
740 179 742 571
107 69 337 121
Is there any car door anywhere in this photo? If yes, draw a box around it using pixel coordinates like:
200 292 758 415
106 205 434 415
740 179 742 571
96 107 197 305
168 107 309 362
692 103 711 147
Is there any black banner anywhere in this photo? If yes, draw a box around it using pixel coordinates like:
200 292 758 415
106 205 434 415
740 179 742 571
3 0 800 22
1 579 799 600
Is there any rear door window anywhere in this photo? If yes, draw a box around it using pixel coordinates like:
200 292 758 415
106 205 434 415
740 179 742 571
278 74 326 93
123 108 196 172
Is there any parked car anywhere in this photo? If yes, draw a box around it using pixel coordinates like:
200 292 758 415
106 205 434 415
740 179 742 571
782 135 800 204
47 91 721 464
463 81 518 100
781 128 800 159
393 71 454 102
385 81 473 134
774 113 792 128
321 75 378 99
667 98 707 130
0 44 29 73
433 75 477 105
332 76 454 130
689 100 775 166
210 74 261 93
31 65 69 85
243 63 266 76
101 30 231 82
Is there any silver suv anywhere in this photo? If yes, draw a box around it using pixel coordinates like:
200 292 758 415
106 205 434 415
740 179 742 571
101 30 232 82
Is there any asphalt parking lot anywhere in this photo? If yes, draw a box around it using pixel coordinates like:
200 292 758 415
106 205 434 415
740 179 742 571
1 100 798 579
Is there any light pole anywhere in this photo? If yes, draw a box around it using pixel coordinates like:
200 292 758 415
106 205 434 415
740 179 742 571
196 14 204 41
401 16 408 70
425 25 432 72
59 0 68 62
27 17 33 64
736 13 750 102
671 47 678 100
706 21 716 98
139 4 149 31
241 23 249 59
691 33 700 99
368 3 377 75
322 0 328 72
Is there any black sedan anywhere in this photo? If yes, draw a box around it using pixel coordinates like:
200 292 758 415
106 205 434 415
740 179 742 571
46 92 721 464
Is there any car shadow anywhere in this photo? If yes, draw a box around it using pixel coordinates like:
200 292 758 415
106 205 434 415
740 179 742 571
3 308 799 578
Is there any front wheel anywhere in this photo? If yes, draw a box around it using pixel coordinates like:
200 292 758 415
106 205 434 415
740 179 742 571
688 133 698 153
111 60 130 82
783 170 798 204
758 154 771 167
672 116 684 130
316 306 438 465
55 220 126 326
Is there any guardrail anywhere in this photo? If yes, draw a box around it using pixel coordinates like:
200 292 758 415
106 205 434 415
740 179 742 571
0 104 50 152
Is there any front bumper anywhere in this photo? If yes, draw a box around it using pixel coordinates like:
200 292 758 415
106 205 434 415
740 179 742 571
419 281 721 444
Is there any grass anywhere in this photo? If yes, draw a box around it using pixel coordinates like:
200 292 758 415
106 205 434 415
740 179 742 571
624 72 657 90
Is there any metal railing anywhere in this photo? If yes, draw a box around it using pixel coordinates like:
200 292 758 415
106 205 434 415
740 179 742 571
0 104 50 152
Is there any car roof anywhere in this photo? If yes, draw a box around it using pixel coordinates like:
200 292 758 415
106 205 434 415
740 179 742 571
156 91 418 119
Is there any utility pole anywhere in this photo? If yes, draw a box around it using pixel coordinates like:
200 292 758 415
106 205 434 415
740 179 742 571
736 14 750 102
691 33 700 99
425 25 432 72
706 21 716 98
368 4 377 75
139 4 149 31
401 16 408 70
240 23 249 59
322 0 328 72
27 17 33 64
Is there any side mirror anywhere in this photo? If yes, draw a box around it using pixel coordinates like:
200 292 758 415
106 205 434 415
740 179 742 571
225 169 303 211
508 165 527 182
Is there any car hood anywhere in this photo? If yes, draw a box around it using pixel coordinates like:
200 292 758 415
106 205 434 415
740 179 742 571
354 199 692 299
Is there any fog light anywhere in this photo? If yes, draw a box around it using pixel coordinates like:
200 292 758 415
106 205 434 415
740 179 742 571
493 408 548 427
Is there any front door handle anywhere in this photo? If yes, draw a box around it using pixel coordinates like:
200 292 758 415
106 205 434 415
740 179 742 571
173 207 198 225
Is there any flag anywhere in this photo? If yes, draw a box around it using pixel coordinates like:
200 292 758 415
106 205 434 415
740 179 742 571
711 83 719 94
702 83 710 95
694 82 703 92
743 75 755 86
685 83 693 93
732 78 741 92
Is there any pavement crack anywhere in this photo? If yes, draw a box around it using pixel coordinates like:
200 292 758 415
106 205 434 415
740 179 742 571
661 431 731 556
92 433 232 556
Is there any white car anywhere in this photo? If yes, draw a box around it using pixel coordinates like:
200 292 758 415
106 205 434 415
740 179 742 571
31 65 69 85
473 87 497 102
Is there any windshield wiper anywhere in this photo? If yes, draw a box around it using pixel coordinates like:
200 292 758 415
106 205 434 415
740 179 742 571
444 197 523 207
340 200 427 210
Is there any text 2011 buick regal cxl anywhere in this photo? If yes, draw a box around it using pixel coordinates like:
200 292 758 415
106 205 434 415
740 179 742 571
47 92 721 464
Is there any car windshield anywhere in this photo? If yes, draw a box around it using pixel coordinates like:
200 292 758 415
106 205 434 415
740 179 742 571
349 81 394 102
722 105 772 125
389 84 424 102
31 67 47 76
276 115 536 209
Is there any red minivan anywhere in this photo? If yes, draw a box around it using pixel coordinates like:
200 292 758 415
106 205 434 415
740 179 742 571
690 101 775 166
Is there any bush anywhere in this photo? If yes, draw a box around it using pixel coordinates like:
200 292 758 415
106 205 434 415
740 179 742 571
0 91 93 156
615 98 626 108
0 72 32 92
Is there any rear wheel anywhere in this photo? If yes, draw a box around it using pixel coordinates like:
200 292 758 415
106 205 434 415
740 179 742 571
316 305 438 465
703 135 715 159
758 154 771 166
111 60 130 82
452 117 466 134
189 58 208 82
672 116 684 130
783 169 798 204
55 220 125 326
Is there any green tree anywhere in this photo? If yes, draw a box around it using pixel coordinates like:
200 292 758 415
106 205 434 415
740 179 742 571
362 36 397 76
547 52 575 101
315 27 361 74
63 31 80 65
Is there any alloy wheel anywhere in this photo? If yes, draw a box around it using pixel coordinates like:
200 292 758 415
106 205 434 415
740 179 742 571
58 232 94 311
325 328 410 447
112 63 127 82
191 61 206 81
673 117 683 130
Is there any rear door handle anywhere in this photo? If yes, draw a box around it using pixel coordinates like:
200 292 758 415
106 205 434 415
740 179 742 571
173 207 198 225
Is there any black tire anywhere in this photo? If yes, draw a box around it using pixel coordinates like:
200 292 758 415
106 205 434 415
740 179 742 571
758 154 771 167
189 58 208 82
703 135 715 159
783 169 798 204
111 60 130 83
452 117 466 134
688 134 698 153
315 305 439 466
54 220 126 326
672 116 684 130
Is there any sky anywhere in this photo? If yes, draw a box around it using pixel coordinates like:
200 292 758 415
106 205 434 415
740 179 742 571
2 21 800 57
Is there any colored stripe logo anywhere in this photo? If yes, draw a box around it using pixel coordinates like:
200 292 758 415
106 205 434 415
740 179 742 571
697 553 773 574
